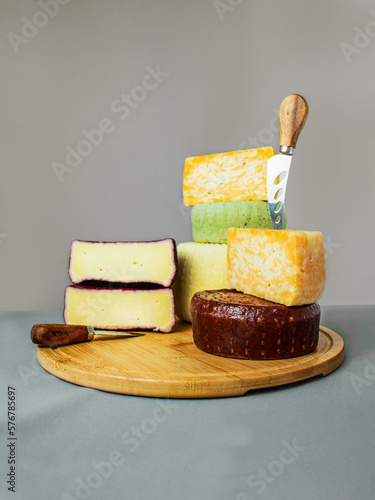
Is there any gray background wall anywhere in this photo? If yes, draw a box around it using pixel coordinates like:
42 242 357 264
0 0 373 310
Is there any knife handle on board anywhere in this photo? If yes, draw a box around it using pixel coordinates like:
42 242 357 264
279 94 309 150
31 324 89 346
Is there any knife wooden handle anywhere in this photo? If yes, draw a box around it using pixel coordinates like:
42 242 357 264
30 324 89 346
279 94 309 149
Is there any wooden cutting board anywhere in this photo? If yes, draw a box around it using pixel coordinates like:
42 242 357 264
36 321 344 399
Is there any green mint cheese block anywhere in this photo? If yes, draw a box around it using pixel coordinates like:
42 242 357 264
191 201 287 244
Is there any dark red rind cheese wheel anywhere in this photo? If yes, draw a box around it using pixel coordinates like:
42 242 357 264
191 289 320 360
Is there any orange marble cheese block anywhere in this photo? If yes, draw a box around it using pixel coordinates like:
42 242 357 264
227 228 326 306
183 147 275 206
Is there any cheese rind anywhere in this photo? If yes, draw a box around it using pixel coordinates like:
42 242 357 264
192 201 286 243
64 285 175 333
191 289 320 359
227 228 326 306
173 242 229 322
183 147 275 206
68 239 177 287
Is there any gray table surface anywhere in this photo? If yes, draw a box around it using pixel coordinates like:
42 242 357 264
1 306 374 500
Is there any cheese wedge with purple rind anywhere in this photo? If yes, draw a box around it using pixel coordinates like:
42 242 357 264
64 285 175 333
69 239 177 287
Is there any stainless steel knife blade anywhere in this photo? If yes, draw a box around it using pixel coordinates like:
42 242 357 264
267 94 309 230
267 153 292 230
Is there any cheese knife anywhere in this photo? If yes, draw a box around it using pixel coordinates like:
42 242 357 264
30 324 145 347
267 94 309 229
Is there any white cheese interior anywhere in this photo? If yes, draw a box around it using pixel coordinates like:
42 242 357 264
64 286 175 332
69 240 175 286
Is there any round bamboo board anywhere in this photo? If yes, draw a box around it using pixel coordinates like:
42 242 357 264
37 321 345 399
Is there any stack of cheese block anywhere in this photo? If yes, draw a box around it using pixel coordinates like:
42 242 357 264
63 239 177 333
174 146 326 360
191 227 326 359
174 147 286 322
